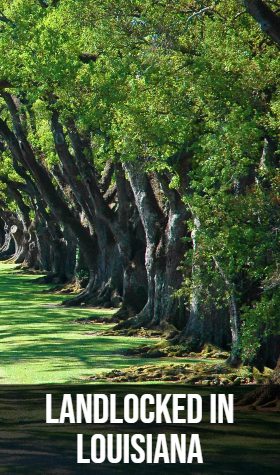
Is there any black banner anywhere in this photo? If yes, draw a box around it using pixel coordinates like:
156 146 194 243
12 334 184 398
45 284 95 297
0 385 279 474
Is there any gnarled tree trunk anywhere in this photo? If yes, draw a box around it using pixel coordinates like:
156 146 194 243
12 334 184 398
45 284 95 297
119 163 187 331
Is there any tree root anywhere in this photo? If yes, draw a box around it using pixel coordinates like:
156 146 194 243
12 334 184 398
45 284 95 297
34 273 69 285
236 384 280 411
62 281 122 308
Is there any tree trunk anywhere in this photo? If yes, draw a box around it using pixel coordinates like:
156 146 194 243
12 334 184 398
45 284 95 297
179 216 233 351
180 217 203 348
151 203 187 330
212 257 241 365
0 222 15 259
120 162 165 327
119 163 187 331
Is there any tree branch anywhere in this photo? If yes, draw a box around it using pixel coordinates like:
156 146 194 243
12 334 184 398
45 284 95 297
0 11 16 27
244 0 280 47
0 80 13 90
37 0 48 7
186 6 213 24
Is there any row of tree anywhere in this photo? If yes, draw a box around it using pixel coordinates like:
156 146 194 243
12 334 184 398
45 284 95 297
0 0 279 368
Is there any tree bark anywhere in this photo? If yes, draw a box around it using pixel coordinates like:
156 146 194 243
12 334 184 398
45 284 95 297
0 222 15 259
0 219 14 258
120 163 187 331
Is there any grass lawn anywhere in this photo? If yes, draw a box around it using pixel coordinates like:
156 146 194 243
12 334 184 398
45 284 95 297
0 263 210 384
0 263 159 383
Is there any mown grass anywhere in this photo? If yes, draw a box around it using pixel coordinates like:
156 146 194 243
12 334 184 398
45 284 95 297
0 263 156 383
0 263 213 384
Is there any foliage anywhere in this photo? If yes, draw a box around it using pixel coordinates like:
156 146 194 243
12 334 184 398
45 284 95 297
0 0 279 362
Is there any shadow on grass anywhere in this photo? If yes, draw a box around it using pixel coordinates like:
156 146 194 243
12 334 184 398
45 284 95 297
0 264 164 383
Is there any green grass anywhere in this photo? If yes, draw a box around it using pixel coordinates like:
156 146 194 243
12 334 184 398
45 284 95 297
0 263 166 384
0 263 209 384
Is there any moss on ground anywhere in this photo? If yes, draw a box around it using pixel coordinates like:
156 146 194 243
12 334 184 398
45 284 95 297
122 341 231 359
90 361 273 384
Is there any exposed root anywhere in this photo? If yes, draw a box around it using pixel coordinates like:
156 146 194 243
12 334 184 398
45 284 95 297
62 287 94 307
113 313 150 331
62 281 122 308
41 279 83 295
121 342 230 359
89 361 262 385
93 326 162 338
114 305 135 321
74 314 119 325
113 309 179 339
34 273 69 285
17 266 41 275
236 384 280 411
